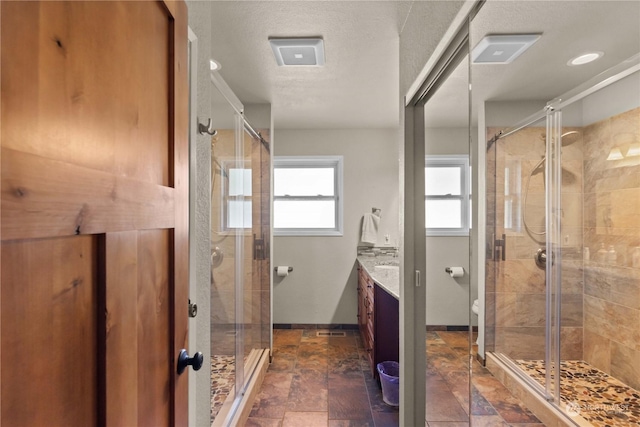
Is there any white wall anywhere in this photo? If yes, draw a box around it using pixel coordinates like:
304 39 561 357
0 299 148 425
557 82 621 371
425 128 471 326
273 128 400 325
186 2 213 426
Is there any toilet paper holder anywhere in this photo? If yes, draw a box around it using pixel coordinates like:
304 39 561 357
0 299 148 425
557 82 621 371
444 267 464 278
274 266 293 273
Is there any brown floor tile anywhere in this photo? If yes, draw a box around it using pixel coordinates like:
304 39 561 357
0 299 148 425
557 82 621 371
364 371 397 414
274 329 303 346
437 331 473 349
250 372 293 418
469 386 498 416
246 417 283 427
328 335 358 347
470 375 540 423
282 411 328 427
328 374 373 422
489 400 540 424
287 369 328 412
425 375 469 422
441 370 471 411
273 344 298 357
328 419 375 427
428 346 468 373
371 411 399 427
269 353 296 372
470 415 508 426
327 344 359 359
427 422 470 427
249 329 542 427
295 354 329 370
329 357 363 377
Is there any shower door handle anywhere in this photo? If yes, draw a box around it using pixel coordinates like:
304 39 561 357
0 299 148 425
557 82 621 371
494 234 506 261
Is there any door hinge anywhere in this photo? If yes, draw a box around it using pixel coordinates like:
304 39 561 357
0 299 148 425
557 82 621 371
188 299 198 318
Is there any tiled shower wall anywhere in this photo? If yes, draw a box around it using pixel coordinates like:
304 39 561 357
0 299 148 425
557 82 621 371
582 107 640 390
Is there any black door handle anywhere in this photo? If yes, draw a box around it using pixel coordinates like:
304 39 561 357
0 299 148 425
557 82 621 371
177 349 203 375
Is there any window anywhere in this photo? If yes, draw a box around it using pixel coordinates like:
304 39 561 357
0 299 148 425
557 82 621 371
274 156 343 236
222 161 252 230
425 155 470 236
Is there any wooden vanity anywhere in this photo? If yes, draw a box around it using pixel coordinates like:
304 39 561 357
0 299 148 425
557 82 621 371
357 260 399 377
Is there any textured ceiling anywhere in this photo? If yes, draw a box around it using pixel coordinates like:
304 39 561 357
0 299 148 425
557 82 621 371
206 1 640 130
425 0 640 127
209 1 413 129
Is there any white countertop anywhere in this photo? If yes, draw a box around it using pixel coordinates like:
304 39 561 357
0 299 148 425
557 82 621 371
356 256 399 299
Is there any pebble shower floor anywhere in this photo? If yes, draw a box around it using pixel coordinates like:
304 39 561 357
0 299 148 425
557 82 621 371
516 359 640 426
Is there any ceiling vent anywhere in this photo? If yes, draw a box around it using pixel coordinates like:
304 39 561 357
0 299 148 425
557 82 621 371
269 38 325 66
471 34 541 64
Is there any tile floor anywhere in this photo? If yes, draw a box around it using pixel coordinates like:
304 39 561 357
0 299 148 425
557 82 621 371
245 329 544 426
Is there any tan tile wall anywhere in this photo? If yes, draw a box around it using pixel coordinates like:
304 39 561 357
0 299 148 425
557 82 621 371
582 107 640 390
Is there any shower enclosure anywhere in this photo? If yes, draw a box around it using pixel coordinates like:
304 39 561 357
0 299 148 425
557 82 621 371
484 56 640 426
208 72 271 425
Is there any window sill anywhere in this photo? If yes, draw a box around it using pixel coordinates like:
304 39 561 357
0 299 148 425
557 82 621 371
274 229 344 237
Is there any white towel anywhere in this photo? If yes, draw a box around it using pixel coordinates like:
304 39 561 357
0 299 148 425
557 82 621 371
361 213 380 245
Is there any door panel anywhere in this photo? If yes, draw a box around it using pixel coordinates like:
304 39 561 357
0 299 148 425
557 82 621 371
1 236 97 426
1 1 189 426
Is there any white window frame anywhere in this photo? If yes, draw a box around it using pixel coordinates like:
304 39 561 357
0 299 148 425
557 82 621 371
425 155 470 237
273 156 344 236
221 159 252 232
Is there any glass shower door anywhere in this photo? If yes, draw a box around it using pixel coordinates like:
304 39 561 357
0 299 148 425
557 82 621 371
209 72 247 424
209 71 272 425
485 113 564 399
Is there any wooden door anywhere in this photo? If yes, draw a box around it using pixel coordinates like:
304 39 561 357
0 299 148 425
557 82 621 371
1 1 189 426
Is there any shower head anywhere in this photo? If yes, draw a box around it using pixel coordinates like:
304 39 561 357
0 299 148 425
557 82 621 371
560 130 580 146
539 130 581 146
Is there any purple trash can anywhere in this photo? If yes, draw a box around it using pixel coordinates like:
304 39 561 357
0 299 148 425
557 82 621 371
377 361 399 406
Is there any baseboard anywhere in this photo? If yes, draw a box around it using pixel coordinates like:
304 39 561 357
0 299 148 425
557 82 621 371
426 325 479 332
273 323 359 330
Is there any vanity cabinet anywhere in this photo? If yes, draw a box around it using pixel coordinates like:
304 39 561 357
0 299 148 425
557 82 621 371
357 263 399 377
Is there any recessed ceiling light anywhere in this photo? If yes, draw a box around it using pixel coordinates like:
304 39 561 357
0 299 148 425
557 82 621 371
209 59 222 71
568 52 603 66
269 38 325 66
